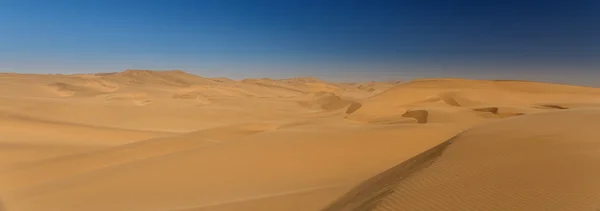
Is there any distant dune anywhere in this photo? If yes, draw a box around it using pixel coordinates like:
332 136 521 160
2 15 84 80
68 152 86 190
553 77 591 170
297 92 354 111
1 70 600 211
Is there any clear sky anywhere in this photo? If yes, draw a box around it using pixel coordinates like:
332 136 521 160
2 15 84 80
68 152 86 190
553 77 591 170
1 0 599 85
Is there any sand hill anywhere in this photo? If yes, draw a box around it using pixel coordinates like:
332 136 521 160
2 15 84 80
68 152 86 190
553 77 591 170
324 109 600 211
1 70 600 211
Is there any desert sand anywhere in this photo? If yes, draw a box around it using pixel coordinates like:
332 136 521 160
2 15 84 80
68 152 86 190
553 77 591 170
1 70 600 211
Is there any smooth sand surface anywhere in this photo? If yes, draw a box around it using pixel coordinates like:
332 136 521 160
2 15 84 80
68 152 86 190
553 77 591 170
324 109 600 211
1 71 600 211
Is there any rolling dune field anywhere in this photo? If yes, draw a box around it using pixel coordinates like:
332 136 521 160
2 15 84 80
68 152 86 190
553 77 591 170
1 70 600 211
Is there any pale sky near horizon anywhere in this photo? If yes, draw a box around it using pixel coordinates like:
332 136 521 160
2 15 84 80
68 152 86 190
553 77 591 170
1 0 599 85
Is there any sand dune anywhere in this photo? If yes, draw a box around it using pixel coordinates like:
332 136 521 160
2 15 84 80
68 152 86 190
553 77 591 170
297 92 354 111
108 69 217 87
0 123 274 193
1 71 600 211
324 109 600 211
101 92 153 106
2 120 463 211
345 78 600 124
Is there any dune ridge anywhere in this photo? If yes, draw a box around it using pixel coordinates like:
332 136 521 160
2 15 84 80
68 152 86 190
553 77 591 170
322 138 455 211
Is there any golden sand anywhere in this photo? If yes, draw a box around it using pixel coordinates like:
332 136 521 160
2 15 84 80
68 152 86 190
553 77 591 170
1 70 599 211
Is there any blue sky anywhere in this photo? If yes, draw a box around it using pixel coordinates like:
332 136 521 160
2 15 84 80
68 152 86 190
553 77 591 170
1 0 599 84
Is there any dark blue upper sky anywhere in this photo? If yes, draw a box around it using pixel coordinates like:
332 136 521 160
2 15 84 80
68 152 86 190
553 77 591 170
1 0 599 84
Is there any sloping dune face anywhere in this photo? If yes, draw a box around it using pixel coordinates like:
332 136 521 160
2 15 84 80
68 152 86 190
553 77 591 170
346 78 600 125
324 109 600 211
2 72 600 211
297 92 355 111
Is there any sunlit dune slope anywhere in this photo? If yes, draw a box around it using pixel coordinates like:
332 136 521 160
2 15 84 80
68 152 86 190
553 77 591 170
324 108 600 211
0 123 276 192
2 121 463 211
346 78 600 124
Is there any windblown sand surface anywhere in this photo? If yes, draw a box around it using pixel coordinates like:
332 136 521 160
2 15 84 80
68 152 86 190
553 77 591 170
1 70 600 211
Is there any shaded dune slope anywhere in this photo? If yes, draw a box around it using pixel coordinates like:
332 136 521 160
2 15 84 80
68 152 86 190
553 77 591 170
324 108 600 211
471 107 525 118
298 92 355 111
400 110 429 124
